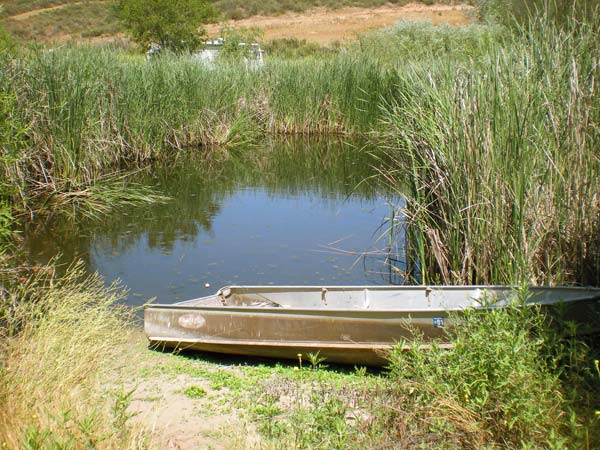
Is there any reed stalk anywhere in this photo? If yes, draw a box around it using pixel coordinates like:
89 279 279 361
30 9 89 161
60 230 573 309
382 9 600 285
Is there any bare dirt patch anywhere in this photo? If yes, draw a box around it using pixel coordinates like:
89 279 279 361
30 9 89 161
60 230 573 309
206 3 475 44
130 373 254 449
6 1 105 21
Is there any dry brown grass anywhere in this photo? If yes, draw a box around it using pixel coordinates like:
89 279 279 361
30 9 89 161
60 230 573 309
0 264 148 449
208 3 475 44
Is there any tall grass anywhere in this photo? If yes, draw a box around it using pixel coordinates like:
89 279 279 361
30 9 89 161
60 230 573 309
354 19 506 65
382 10 600 285
0 16 503 214
475 0 597 26
1 6 598 288
0 46 405 216
0 264 147 449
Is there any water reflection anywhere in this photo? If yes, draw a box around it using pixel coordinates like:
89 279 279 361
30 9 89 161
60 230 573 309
22 138 406 306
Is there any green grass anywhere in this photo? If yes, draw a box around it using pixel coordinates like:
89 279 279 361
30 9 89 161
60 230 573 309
353 19 506 64
182 385 207 398
475 0 597 26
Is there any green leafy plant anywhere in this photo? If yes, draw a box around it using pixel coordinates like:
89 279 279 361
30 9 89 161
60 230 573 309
115 0 215 50
384 292 599 448
183 385 207 399
112 386 137 430
306 351 328 370
216 25 263 61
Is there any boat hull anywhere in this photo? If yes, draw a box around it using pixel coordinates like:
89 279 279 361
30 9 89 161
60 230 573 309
145 305 454 365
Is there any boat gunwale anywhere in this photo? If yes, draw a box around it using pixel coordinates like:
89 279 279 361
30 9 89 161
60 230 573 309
145 305 464 313
204 284 600 291
144 284 600 312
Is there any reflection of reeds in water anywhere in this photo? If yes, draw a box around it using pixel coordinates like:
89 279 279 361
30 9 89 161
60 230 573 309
19 138 389 268
381 11 600 286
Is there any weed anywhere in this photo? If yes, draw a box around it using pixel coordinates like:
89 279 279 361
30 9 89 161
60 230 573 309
306 351 328 370
112 386 137 430
183 385 207 399
382 297 600 448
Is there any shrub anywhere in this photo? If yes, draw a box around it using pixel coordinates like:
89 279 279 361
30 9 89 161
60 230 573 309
384 292 598 447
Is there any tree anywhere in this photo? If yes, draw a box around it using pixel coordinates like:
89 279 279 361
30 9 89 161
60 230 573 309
116 0 215 51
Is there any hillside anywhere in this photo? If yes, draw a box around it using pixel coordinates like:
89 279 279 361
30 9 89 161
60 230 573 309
2 1 120 43
1 1 473 45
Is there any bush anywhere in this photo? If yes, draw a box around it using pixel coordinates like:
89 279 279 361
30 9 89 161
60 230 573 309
116 0 215 50
384 292 598 447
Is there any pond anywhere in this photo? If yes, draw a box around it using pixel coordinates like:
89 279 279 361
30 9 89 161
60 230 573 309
20 138 406 306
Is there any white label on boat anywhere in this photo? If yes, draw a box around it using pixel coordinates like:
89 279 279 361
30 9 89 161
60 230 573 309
432 317 445 328
178 314 206 329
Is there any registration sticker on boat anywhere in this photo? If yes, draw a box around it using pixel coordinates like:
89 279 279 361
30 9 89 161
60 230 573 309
432 317 445 328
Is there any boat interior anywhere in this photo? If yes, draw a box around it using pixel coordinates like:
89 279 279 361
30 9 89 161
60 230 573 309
173 285 600 311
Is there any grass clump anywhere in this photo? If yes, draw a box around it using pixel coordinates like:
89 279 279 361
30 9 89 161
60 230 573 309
385 306 564 447
382 295 600 448
354 19 506 64
475 0 597 27
262 38 339 59
183 385 207 399
0 264 146 449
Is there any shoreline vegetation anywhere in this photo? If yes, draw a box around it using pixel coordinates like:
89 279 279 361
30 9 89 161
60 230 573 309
1 0 600 448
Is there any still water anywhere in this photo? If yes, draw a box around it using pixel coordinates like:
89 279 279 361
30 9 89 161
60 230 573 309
22 139 405 306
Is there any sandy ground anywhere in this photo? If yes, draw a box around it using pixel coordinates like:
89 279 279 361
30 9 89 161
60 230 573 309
130 373 255 449
206 3 474 44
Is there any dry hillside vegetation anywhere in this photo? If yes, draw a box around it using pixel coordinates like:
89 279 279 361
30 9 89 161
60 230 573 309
207 3 474 43
1 1 473 44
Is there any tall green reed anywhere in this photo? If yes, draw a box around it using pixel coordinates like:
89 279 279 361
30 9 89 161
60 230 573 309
1 46 401 215
382 10 600 286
